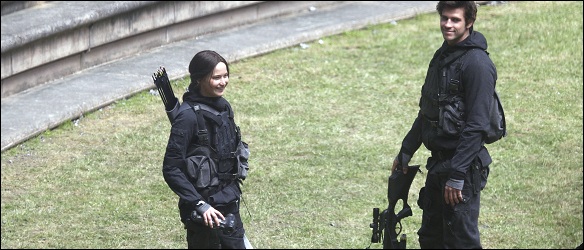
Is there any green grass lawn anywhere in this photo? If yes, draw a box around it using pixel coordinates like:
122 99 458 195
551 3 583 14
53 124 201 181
2 1 582 249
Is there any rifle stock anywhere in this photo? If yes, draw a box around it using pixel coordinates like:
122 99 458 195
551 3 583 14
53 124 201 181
370 165 420 249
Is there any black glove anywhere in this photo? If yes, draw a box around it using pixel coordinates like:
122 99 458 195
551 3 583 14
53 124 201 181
396 151 412 170
194 200 211 215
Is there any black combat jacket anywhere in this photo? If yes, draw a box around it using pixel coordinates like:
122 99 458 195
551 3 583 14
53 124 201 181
400 28 497 180
162 90 238 221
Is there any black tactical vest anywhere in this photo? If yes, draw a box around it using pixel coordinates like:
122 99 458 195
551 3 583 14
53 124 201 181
420 48 471 121
180 102 240 177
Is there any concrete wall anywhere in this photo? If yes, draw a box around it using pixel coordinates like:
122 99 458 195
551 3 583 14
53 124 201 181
1 1 342 98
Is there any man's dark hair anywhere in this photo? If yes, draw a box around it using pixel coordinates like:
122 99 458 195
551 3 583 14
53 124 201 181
436 1 478 24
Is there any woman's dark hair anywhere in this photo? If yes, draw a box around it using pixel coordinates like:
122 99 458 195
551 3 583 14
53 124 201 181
188 50 229 92
436 1 477 24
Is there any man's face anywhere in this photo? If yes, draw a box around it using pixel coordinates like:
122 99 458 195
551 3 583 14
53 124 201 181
440 7 473 45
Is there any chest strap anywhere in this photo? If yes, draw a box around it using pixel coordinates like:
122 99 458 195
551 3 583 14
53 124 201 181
190 103 222 146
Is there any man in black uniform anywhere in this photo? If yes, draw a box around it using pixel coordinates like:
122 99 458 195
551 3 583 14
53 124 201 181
391 1 497 248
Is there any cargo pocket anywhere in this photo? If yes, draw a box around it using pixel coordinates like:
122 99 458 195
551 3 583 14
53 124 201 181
236 141 250 180
476 150 492 191
184 147 220 189
438 97 466 137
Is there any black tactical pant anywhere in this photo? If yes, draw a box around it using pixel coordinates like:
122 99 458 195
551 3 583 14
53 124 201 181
417 156 489 249
185 202 246 249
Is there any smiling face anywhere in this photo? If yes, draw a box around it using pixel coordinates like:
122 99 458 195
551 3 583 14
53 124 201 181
440 6 474 46
199 62 229 97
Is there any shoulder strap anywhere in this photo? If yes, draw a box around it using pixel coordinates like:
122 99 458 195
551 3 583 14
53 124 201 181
193 103 223 125
441 48 480 96
184 101 241 152
438 48 472 69
183 102 221 146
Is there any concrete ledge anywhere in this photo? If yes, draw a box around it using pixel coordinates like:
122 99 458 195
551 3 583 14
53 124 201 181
1 1 259 77
1 1 158 53
1 1 445 152
1 1 339 98
0 1 47 16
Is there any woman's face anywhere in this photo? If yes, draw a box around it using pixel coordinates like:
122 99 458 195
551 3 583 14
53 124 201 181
200 62 229 97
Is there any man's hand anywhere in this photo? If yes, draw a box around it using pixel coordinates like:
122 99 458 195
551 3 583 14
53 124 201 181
393 152 412 175
444 184 463 206
392 158 409 174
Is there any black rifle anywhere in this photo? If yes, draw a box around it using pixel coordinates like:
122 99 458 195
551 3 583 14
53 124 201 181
152 67 180 124
369 165 421 249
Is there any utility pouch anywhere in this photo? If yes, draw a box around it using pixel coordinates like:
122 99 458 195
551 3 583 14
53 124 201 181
184 147 220 189
438 95 466 137
470 160 481 194
236 141 250 180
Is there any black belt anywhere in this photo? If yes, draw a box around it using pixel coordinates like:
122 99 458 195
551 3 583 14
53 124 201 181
432 150 456 160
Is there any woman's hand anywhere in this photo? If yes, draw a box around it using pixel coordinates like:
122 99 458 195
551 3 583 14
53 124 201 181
202 206 225 228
